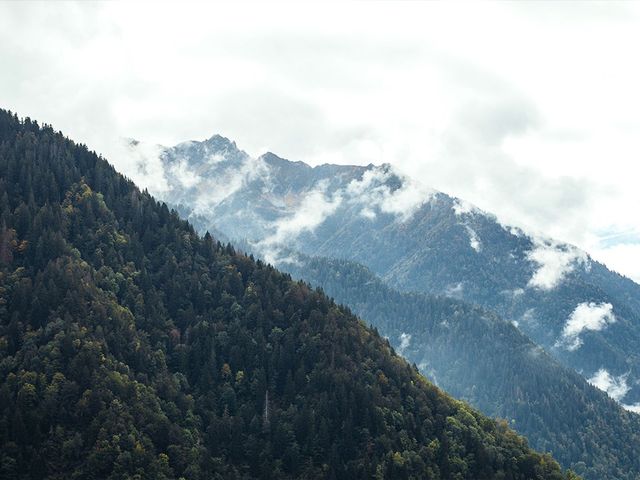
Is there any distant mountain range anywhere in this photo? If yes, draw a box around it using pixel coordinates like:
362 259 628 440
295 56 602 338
125 133 640 479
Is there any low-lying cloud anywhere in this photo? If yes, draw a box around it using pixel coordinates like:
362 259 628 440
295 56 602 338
345 165 433 221
588 368 630 402
168 157 202 189
588 368 640 413
258 180 342 263
465 226 482 252
452 198 481 217
445 282 464 298
558 302 615 351
623 403 640 414
118 140 170 194
398 332 412 355
526 238 588 290
191 156 269 217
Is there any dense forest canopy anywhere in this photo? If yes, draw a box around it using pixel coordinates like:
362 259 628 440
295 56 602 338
0 109 576 479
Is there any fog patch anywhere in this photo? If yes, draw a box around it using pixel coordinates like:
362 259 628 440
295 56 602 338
623 403 640 414
273 252 303 267
445 282 464 298
508 226 525 237
345 165 433 222
527 345 545 358
558 302 615 351
417 362 438 386
465 226 482 252
398 332 411 355
168 157 202 188
588 368 630 402
452 198 480 216
526 238 588 290
258 180 342 263
118 139 170 194
191 156 269 216
360 207 376 219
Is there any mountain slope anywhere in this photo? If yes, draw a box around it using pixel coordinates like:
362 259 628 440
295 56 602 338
281 254 640 480
137 136 640 410
0 112 577 478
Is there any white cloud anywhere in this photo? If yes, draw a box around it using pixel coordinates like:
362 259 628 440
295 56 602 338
588 368 630 402
623 403 640 414
558 302 616 351
445 282 464 298
190 157 269 217
452 199 480 216
116 140 169 194
345 165 433 221
398 332 411 355
526 238 588 290
258 181 342 263
360 207 376 220
168 157 202 189
465 226 482 252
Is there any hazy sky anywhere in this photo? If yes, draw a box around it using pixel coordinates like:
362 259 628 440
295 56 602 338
2 1 640 281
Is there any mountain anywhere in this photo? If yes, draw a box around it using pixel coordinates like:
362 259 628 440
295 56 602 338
282 254 640 480
129 134 640 479
140 135 640 409
0 111 580 478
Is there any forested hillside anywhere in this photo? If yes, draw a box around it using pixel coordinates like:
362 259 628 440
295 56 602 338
283 254 640 479
0 110 576 479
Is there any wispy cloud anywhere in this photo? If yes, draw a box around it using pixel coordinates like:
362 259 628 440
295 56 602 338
397 332 411 355
623 403 640 414
465 226 482 252
558 302 616 351
191 156 269 216
452 198 481 216
526 238 588 290
587 368 640 413
114 140 169 193
445 282 464 298
168 157 202 189
258 180 342 263
345 165 433 221
588 368 630 402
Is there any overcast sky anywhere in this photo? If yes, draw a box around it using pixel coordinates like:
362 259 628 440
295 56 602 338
2 1 640 281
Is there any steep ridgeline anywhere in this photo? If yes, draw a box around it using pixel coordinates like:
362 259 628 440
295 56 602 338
282 254 640 480
0 112 577 478
133 136 640 411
